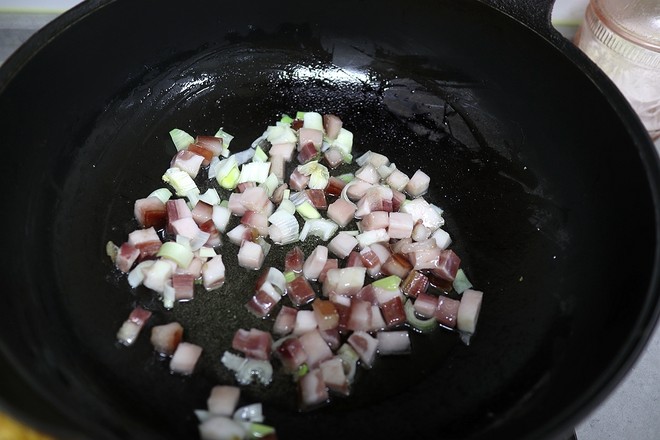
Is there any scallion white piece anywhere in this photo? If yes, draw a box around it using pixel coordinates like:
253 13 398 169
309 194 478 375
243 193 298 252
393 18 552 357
148 188 173 204
169 128 194 151
162 167 199 197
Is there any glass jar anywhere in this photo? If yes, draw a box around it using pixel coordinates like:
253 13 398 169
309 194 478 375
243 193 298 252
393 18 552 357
575 0 660 139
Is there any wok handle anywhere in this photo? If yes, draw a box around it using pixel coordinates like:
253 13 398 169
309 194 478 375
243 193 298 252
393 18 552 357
481 0 563 42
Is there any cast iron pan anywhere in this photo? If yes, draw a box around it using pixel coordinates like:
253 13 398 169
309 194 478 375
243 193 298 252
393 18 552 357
1 0 658 439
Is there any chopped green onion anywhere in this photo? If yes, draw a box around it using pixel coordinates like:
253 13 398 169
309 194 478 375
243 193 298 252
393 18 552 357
252 146 268 163
296 363 309 378
148 188 173 204
280 114 294 125
337 343 359 383
297 160 330 190
198 188 221 206
295 111 306 120
296 201 321 220
372 275 402 290
157 241 194 268
185 189 200 207
216 156 240 189
302 111 323 131
337 173 354 183
169 128 194 151
247 423 276 439
214 127 234 157
162 167 199 196
452 269 473 294
277 199 296 215
404 299 437 333
283 189 290 200
284 271 296 283
238 161 271 184
220 200 229 208
106 240 118 262
260 173 279 197
332 127 353 157
299 218 338 241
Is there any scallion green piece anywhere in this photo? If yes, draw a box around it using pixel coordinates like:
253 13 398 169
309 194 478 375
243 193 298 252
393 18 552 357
372 275 402 290
157 241 194 268
452 269 473 294
404 299 437 333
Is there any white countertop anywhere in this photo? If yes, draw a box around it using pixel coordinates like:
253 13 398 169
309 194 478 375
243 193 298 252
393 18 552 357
1 5 659 440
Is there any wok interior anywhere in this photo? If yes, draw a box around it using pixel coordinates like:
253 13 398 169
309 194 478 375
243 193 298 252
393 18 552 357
1 1 657 439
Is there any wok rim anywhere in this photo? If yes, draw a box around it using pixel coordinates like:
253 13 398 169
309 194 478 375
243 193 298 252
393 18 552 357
0 1 658 439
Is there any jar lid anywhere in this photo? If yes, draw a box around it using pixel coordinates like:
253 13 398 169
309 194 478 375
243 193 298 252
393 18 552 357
592 0 660 52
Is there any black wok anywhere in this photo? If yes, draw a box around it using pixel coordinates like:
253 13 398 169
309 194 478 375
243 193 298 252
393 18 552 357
1 0 658 439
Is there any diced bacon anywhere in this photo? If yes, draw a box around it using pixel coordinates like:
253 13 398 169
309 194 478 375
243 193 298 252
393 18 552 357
299 127 323 149
377 331 411 355
171 217 206 242
166 199 192 233
318 259 338 283
187 143 214 164
241 211 269 237
354 186 393 218
115 242 140 273
276 337 308 372
142 259 173 293
430 249 461 282
198 418 246 440
347 331 379 368
212 205 231 233
312 299 339 331
237 182 256 193
172 273 195 301
241 187 271 213
269 142 296 161
178 256 204 277
226 224 256 246
412 221 431 242
380 296 406 328
134 196 167 229
388 212 414 239
238 240 265 270
326 198 357 228
289 168 310 191
355 164 380 185
409 247 443 270
116 306 152 346
299 329 333 368
202 255 225 290
150 321 183 356
400 197 444 231
399 237 438 254
401 270 429 298
271 183 288 205
285 246 305 273
195 135 224 159
207 385 241 417
356 228 389 249
320 327 341 351
287 276 316 306
432 228 452 250
246 283 281 318
359 247 381 269
356 284 379 305
306 189 327 210
435 296 461 328
386 169 410 191
332 300 351 335
370 305 387 331
323 114 343 140
414 292 438 318
293 310 318 336
303 245 328 281
127 227 162 259
457 289 483 337
327 232 357 259
320 357 350 396
228 193 246 217
170 342 203 375
381 253 413 279
346 180 372 201
356 150 390 168
191 201 213 225
324 176 346 197
199 219 222 247
270 154 285 183
346 299 372 332
171 149 205 178
426 271 453 291
299 368 329 409
323 147 344 169
297 141 318 164
273 306 298 336
345 251 364 268
405 169 430 197
361 211 389 231
322 267 366 297
369 243 392 268
231 328 272 360
391 189 406 212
